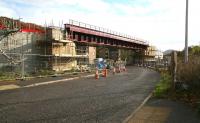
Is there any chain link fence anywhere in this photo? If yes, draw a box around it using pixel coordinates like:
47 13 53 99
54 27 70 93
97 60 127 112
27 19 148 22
0 53 21 80
0 53 96 80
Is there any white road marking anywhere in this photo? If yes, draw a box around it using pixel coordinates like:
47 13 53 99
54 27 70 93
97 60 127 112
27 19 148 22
23 77 80 88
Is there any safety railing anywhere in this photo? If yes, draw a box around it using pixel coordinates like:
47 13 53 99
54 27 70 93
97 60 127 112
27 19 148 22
68 19 149 45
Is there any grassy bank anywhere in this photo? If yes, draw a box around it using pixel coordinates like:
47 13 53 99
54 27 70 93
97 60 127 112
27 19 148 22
153 71 172 98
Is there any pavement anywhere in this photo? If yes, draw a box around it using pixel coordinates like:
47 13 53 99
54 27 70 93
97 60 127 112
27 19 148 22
0 72 93 91
127 98 200 123
0 66 160 123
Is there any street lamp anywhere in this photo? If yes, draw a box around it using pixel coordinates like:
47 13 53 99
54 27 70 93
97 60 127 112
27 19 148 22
185 0 189 63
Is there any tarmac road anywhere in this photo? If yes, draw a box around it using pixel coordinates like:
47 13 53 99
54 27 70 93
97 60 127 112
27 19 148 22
0 66 160 123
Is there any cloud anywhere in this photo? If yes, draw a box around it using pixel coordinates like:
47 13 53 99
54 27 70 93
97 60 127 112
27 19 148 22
1 0 200 51
0 1 17 17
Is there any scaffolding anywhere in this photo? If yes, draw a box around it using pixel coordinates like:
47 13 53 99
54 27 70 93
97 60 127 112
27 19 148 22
0 17 98 79
0 18 20 64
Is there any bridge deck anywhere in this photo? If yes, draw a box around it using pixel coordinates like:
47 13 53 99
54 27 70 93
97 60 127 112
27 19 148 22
65 20 149 50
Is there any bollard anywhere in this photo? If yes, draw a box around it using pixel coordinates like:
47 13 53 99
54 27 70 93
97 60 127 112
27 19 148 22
95 68 99 79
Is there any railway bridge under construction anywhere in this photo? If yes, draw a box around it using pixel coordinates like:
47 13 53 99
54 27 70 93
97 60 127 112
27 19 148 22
64 20 149 63
65 20 148 50
0 17 149 77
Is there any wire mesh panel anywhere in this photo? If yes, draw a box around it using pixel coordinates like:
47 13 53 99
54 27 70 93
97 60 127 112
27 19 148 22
0 52 95 79
0 53 22 79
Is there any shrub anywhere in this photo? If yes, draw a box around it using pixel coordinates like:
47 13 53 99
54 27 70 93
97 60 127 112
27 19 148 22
177 56 200 90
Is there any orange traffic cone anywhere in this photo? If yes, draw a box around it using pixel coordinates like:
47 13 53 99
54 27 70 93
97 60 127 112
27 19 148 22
103 68 107 77
95 68 99 79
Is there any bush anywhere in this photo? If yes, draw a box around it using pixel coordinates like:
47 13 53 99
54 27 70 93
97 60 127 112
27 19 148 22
177 56 200 90
174 54 200 111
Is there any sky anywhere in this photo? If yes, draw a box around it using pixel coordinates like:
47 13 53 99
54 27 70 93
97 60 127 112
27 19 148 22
1 0 200 51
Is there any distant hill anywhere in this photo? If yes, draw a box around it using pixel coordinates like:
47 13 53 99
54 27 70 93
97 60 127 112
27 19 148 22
163 49 174 55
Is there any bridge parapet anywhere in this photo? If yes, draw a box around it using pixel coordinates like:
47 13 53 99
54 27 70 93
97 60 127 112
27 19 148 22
67 20 149 46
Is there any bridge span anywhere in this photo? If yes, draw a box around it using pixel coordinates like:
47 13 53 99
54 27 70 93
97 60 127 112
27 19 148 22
65 20 149 50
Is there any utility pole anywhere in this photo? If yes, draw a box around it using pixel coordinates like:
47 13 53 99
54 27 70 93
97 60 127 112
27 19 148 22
185 0 189 63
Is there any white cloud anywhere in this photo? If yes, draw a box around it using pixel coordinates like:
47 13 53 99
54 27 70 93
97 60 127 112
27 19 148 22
0 1 17 17
1 0 200 51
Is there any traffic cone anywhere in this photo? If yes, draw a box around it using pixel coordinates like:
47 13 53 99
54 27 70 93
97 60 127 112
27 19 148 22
103 68 105 77
103 68 107 77
95 68 99 79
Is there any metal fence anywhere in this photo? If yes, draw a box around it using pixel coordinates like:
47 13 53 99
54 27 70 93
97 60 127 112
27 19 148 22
134 59 169 70
0 53 94 80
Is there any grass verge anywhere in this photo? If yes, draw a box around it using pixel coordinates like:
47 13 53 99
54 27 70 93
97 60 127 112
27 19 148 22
153 71 172 98
153 70 200 115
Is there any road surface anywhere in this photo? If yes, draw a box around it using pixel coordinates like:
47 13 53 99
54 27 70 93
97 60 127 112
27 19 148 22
0 66 160 123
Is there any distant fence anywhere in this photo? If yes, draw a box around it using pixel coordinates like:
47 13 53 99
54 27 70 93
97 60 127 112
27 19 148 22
134 59 169 70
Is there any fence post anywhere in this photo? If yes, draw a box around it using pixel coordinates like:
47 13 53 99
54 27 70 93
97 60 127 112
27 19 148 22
21 54 24 80
171 51 177 89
